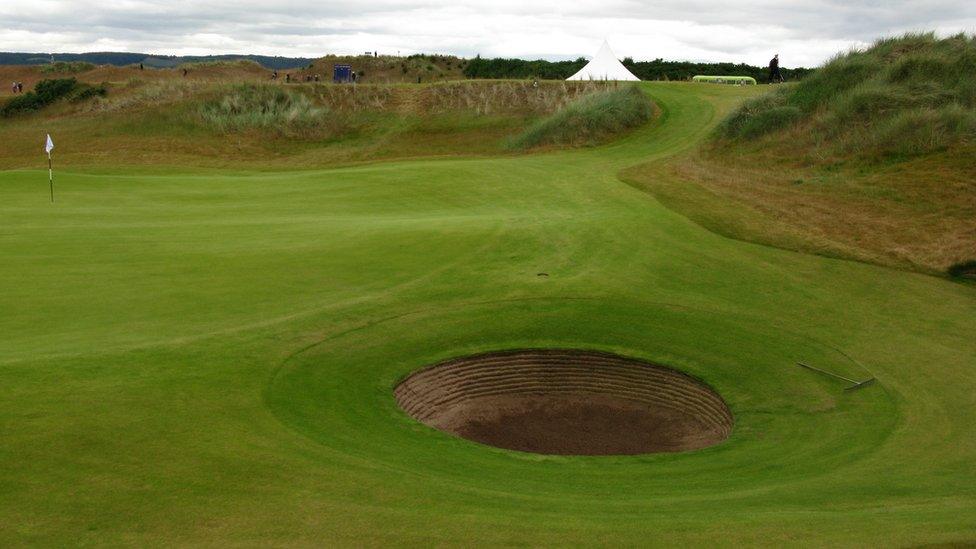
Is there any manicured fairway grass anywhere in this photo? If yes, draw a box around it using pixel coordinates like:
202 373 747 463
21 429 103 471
1 83 975 545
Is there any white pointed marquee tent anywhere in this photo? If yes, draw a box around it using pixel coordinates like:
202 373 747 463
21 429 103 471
567 41 640 81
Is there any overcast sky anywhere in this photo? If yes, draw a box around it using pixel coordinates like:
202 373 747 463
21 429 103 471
1 1 974 67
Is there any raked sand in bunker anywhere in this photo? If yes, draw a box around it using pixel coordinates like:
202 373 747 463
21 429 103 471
395 349 733 455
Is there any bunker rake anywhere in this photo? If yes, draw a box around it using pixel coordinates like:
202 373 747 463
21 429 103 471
797 362 876 391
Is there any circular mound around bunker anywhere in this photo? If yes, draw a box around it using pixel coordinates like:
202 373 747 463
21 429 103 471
394 349 733 455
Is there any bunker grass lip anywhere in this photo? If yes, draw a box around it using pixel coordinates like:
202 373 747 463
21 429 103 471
395 349 733 455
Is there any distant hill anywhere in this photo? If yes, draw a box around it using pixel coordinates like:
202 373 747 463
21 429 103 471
300 54 466 84
0 52 313 70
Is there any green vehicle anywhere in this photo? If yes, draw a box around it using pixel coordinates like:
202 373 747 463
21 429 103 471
693 75 757 85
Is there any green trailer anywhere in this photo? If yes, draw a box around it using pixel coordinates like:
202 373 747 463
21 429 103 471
692 75 757 85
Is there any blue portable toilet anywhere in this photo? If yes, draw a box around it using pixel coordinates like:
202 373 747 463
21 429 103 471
333 64 352 83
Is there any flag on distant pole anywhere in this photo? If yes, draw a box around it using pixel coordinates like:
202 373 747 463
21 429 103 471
45 134 54 203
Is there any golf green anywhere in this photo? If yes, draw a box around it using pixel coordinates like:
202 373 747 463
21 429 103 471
1 83 974 545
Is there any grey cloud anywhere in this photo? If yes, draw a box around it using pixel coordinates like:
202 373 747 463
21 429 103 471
611 0 974 40
0 0 972 65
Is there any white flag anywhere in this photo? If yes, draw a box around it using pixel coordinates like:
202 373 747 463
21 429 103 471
45 134 54 155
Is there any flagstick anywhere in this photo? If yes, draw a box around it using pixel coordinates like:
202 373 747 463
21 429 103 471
48 152 54 203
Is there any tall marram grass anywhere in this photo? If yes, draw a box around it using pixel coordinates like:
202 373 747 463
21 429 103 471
417 81 613 115
178 59 264 70
39 61 96 74
716 87 801 139
716 32 976 158
306 80 612 114
508 85 653 149
199 84 328 135
78 80 195 113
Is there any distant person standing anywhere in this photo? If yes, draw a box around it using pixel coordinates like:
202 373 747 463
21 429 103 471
182 68 188 77
17 82 23 93
11 82 17 94
286 73 290 83
139 63 144 70
769 54 784 84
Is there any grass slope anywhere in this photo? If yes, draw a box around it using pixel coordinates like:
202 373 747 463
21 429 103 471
304 54 466 84
0 83 974 546
629 33 976 275
0 79 621 170
717 32 976 154
508 84 654 149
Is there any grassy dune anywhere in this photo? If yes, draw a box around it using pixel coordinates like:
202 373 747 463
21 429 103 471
716 32 976 156
0 82 974 545
198 84 329 135
0 77 624 169
627 33 976 276
508 84 654 149
301 53 466 83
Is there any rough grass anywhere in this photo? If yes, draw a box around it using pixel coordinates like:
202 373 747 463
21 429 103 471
717 32 976 159
38 61 96 74
639 33 976 276
0 77 633 169
415 80 613 115
634 145 976 274
299 54 465 84
508 84 653 149
178 59 265 70
0 77 105 117
198 83 328 135
79 79 196 113
716 87 800 138
306 80 610 114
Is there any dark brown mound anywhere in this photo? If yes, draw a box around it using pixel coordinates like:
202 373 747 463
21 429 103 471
394 349 733 455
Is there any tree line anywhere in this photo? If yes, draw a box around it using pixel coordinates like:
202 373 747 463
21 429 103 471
2 50 814 81
0 52 313 70
463 56 813 81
